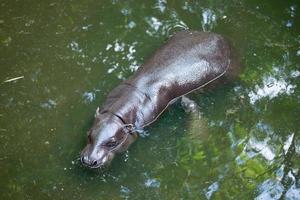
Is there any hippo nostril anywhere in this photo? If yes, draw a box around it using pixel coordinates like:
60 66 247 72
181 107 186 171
92 160 98 166
81 156 91 165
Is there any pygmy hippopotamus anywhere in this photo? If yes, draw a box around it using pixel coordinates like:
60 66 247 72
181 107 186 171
80 30 240 168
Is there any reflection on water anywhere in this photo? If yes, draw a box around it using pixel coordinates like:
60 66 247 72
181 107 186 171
1 0 300 199
255 133 299 200
248 67 298 104
201 9 217 31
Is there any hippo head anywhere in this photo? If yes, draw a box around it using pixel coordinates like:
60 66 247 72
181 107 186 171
80 108 138 169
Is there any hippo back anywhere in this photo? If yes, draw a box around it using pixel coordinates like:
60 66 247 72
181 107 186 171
101 31 234 127
129 31 231 100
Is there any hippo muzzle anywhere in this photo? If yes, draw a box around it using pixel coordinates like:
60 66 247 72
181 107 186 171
81 145 115 168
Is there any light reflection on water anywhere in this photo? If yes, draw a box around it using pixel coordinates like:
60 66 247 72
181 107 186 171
248 67 299 104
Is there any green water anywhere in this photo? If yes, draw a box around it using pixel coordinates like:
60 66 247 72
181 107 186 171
1 0 299 199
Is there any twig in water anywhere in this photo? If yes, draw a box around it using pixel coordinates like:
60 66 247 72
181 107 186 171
3 76 24 83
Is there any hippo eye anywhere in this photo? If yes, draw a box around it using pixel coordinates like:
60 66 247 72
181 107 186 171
105 138 119 148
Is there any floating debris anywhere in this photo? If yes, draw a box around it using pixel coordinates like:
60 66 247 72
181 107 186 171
3 76 24 83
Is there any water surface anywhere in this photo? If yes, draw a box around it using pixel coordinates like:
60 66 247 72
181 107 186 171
1 0 300 199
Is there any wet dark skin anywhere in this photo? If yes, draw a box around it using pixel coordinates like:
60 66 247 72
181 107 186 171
80 30 240 168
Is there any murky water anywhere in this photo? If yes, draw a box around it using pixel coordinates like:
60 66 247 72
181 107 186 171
1 0 299 199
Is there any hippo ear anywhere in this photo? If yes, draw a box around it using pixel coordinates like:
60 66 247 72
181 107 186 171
95 107 100 118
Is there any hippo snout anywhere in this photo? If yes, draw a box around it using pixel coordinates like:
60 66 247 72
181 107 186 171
80 145 114 168
81 157 96 167
81 155 103 168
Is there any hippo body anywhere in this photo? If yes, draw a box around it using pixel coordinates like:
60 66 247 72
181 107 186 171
101 31 233 128
81 31 239 168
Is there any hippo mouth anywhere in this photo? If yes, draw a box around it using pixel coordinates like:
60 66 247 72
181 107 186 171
81 159 105 169
80 156 100 168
